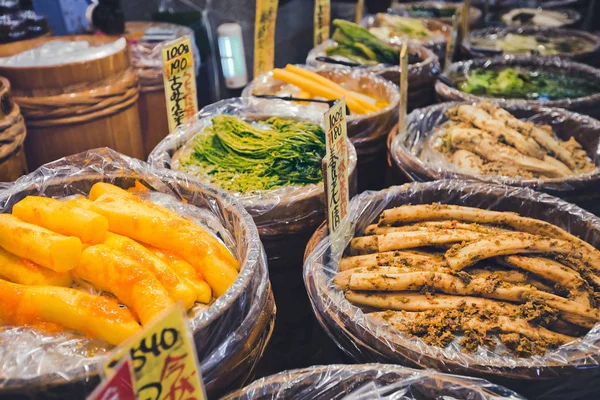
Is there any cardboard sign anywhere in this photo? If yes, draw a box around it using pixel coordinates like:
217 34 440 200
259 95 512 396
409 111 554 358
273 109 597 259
254 0 279 77
162 37 199 133
314 0 330 47
444 12 460 73
105 304 206 400
398 43 408 134
355 0 365 24
88 358 135 400
323 98 350 236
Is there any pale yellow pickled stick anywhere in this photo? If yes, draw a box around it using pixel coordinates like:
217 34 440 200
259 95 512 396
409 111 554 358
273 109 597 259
364 221 509 236
348 271 600 321
103 233 196 310
0 246 71 287
378 204 600 270
480 102 577 169
75 245 173 325
450 104 546 159
0 278 140 345
369 311 575 345
468 267 553 293
445 233 582 270
500 256 591 307
339 250 444 271
12 196 109 244
0 214 81 272
146 245 212 304
556 256 600 289
450 149 484 175
336 266 418 287
348 229 486 255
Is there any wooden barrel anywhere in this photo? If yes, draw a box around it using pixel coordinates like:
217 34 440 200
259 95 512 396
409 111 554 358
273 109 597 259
0 76 26 181
125 22 198 157
0 35 144 170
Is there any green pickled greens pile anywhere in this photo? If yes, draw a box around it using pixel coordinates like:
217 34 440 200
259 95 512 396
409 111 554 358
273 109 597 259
326 19 399 65
180 115 326 193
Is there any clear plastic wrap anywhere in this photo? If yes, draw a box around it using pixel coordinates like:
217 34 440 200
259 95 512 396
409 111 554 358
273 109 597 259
0 148 273 398
222 364 525 400
303 180 600 399
361 13 450 62
387 2 482 27
461 26 600 62
149 97 357 239
306 40 439 111
242 66 400 143
390 101 600 210
126 21 201 90
435 56 600 119
495 7 582 28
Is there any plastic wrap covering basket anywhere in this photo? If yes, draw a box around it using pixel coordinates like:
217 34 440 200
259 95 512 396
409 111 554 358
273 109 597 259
222 364 525 400
387 1 483 27
307 40 440 112
461 26 600 63
304 180 600 400
0 76 26 181
435 56 600 119
0 148 274 399
492 7 582 29
124 21 201 157
0 36 144 170
389 101 600 213
243 66 399 191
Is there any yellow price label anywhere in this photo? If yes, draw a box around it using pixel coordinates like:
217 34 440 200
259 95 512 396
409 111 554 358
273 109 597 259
105 304 206 400
460 0 471 42
444 12 461 72
398 43 408 134
355 0 365 24
254 0 279 77
314 0 330 47
162 37 198 133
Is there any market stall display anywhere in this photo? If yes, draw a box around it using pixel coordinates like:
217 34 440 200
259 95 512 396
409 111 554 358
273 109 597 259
387 1 482 27
124 21 200 157
462 26 600 62
0 35 144 170
362 13 450 62
0 148 273 398
498 8 581 28
0 76 26 181
223 364 525 400
243 65 399 191
149 97 357 266
436 57 600 118
304 180 600 399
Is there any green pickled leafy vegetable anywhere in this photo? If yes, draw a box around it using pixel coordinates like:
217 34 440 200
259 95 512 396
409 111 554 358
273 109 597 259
180 116 326 193
326 19 399 65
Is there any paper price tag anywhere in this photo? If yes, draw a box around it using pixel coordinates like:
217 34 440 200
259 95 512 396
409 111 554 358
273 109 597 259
355 0 365 24
254 0 279 77
88 358 135 400
444 12 460 73
398 43 408 135
323 98 350 237
105 304 206 400
314 0 330 47
162 37 198 133
460 0 471 43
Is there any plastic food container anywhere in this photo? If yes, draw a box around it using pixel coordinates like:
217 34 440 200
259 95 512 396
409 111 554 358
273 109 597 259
304 180 600 400
222 364 525 400
0 148 274 399
435 56 600 119
243 66 399 191
387 1 482 27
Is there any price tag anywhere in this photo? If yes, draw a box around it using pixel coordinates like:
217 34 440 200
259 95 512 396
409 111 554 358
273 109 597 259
254 0 279 77
162 37 199 133
459 0 471 47
88 358 135 400
444 12 460 72
314 0 330 47
323 98 350 237
105 304 206 400
398 43 408 134
355 0 365 24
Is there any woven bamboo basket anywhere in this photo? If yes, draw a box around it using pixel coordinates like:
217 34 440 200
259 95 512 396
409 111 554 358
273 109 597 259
0 76 26 181
0 149 274 399
0 35 144 170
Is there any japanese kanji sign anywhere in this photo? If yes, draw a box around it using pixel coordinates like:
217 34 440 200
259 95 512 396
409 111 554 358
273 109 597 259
105 304 206 400
254 0 279 77
314 0 330 47
323 98 349 236
88 358 135 400
162 36 198 133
